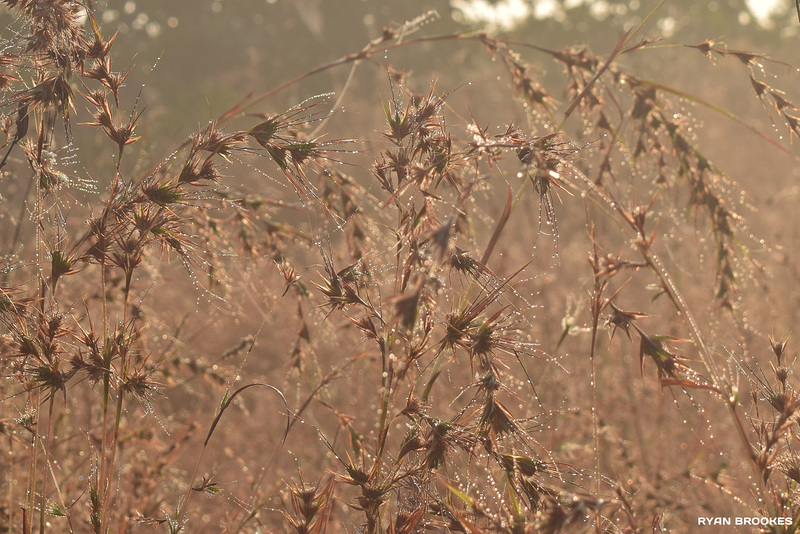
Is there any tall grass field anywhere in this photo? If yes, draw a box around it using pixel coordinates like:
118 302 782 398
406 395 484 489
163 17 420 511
2 1 800 532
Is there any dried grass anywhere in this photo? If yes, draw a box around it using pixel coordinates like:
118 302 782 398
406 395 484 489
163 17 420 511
1 2 799 533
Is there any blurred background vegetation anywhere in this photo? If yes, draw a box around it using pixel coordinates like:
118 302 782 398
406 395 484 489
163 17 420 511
60 1 800 135
3 1 800 531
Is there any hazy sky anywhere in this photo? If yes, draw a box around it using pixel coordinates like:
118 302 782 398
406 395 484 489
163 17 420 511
451 0 787 31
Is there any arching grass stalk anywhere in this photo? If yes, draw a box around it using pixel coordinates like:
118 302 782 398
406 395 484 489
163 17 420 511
175 383 289 531
635 78 795 158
